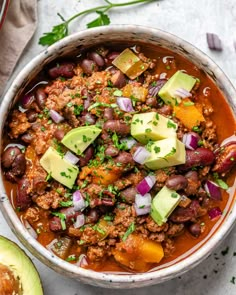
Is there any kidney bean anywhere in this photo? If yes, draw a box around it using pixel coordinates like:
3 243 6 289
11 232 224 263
105 145 119 157
5 171 18 183
81 59 98 75
88 52 105 67
2 147 21 168
32 177 48 195
11 154 26 176
189 223 201 238
80 113 96 125
166 175 188 191
78 146 94 167
21 133 33 143
120 187 137 204
49 216 62 232
85 209 99 224
110 70 126 88
48 62 75 79
114 151 134 166
146 97 158 107
21 93 35 109
213 143 236 174
104 108 114 120
158 104 172 116
35 87 47 109
170 207 195 223
26 110 38 122
54 129 65 141
101 198 115 206
103 120 130 136
105 51 120 65
16 178 31 210
185 170 199 182
179 147 215 171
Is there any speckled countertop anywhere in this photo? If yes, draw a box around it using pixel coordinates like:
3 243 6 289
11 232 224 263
1 0 236 294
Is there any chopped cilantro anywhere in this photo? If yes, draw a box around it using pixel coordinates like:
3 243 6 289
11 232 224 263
52 212 66 230
171 192 178 198
59 200 73 207
122 222 135 241
45 172 52 182
66 255 76 262
164 147 176 158
74 105 84 115
113 89 123 96
167 120 176 129
183 101 195 106
154 146 161 154
192 126 201 133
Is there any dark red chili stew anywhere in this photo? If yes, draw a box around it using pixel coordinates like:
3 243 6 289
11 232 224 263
1 43 236 273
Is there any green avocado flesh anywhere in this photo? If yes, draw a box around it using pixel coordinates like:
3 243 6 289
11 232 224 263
0 236 43 295
158 70 196 106
40 147 79 189
131 112 177 144
151 186 181 226
61 125 101 155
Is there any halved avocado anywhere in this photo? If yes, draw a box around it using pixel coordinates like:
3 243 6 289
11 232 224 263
0 236 43 295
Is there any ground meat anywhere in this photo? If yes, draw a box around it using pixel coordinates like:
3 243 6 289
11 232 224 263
34 191 63 210
80 227 102 245
24 206 40 224
145 216 169 233
68 226 83 238
63 106 80 127
113 178 132 190
82 183 104 208
87 246 106 262
86 71 110 91
163 238 175 257
166 223 185 237
201 119 217 150
154 168 175 189
9 110 31 138
113 203 136 227
149 232 166 242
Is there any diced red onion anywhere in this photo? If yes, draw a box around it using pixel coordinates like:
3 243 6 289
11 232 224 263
159 73 167 79
204 180 222 201
84 113 96 124
26 81 48 94
21 93 35 109
175 88 192 98
116 97 134 112
149 79 167 97
134 204 151 216
49 110 64 123
208 207 222 220
136 175 156 196
182 132 200 150
133 146 151 164
76 254 88 267
135 193 152 209
24 220 38 239
162 56 174 64
4 143 25 151
220 134 236 147
74 214 85 229
120 137 137 149
46 238 58 252
73 190 86 211
64 151 80 165
206 33 223 51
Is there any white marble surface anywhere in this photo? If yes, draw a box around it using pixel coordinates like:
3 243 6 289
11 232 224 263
1 0 236 294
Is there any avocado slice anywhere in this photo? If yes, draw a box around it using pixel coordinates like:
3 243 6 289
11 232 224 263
151 186 181 226
40 147 79 189
131 112 177 144
158 71 196 106
112 48 149 80
61 125 101 155
0 235 43 295
144 137 186 170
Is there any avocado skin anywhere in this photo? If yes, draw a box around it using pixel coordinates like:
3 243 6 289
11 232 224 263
0 235 43 295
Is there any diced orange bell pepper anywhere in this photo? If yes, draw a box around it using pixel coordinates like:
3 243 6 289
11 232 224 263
122 84 148 102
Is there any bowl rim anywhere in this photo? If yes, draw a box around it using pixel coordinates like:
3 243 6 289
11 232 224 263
0 24 236 287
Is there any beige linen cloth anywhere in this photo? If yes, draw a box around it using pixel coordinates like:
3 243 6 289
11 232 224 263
0 0 37 96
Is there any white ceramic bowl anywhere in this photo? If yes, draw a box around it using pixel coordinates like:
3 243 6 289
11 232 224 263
0 25 236 289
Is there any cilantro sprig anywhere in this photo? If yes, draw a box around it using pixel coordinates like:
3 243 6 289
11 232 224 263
39 0 157 46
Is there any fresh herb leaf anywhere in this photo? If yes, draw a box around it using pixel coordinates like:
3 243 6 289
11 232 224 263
59 200 73 207
39 0 157 46
87 11 110 28
167 120 176 129
122 222 135 241
52 212 66 230
215 178 229 190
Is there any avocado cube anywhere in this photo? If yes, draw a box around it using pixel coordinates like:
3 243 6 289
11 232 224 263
144 137 186 170
131 112 177 144
151 186 181 226
112 48 148 80
158 71 196 106
40 147 79 189
62 125 101 155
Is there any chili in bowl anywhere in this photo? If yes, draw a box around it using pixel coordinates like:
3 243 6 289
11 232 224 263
0 25 236 288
